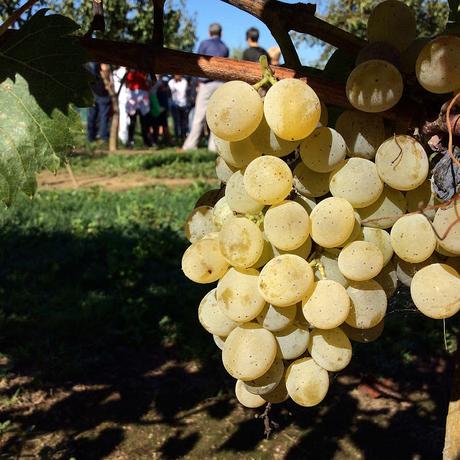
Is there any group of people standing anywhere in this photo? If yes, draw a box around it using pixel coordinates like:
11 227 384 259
86 23 281 151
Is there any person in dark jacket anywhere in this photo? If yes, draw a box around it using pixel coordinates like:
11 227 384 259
242 27 270 63
86 62 111 142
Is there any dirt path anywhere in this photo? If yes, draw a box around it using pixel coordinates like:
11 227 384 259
38 171 213 191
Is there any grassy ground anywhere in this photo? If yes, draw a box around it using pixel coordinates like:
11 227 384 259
67 149 217 179
0 149 458 459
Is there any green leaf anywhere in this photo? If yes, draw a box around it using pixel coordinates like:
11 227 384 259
0 10 91 206
0 9 93 114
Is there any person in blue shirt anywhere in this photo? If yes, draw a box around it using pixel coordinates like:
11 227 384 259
182 23 229 152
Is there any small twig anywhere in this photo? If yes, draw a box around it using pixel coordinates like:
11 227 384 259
253 55 277 90
65 162 79 189
0 0 40 36
152 0 166 46
446 92 460 170
391 134 404 169
257 402 278 439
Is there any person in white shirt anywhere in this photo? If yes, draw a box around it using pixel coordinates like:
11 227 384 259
168 75 189 144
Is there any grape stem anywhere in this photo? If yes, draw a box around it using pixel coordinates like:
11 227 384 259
253 55 278 90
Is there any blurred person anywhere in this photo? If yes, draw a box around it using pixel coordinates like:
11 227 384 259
113 66 129 145
155 75 173 146
125 70 152 148
168 74 189 143
182 23 229 152
268 46 282 66
242 27 269 63
86 62 111 143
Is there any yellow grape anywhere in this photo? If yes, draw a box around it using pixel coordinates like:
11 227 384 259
411 263 460 319
243 155 293 205
433 199 460 255
338 241 384 281
235 380 266 408
362 227 394 266
217 267 266 322
375 135 429 191
264 78 321 141
300 127 347 173
222 323 277 381
206 81 263 141
214 135 261 169
184 206 216 243
308 328 352 372
243 357 285 395
225 170 264 214
293 162 330 198
258 254 314 307
274 324 310 360
182 238 229 283
198 288 238 336
257 303 297 332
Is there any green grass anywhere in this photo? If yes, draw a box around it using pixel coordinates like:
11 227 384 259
68 149 217 179
0 184 217 379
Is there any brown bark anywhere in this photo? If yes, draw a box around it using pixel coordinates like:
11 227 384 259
444 332 460 460
220 0 366 56
79 37 414 125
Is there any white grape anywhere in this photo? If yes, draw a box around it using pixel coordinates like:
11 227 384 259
206 80 263 141
395 254 438 287
214 135 261 169
309 197 355 248
257 303 297 332
264 79 321 141
217 267 266 322
263 200 310 251
198 288 238 336
225 170 264 215
358 186 407 229
374 261 398 297
367 0 416 52
182 238 229 283
243 156 293 205
215 157 238 183
300 127 347 173
335 110 385 160
411 263 460 319
375 136 429 191
274 324 310 360
222 323 277 381
416 36 460 94
390 214 436 263
219 216 264 268
341 320 385 343
346 280 387 329
258 254 314 307
406 180 437 220
293 162 330 198
302 280 350 329
272 237 312 260
243 357 285 395
213 334 226 350
314 249 349 287
262 378 289 404
212 197 234 230
433 199 460 255
184 206 216 243
308 328 352 372
235 380 266 408
329 157 383 208
362 227 394 266
249 114 298 157
285 357 329 407
338 241 384 281
346 60 403 113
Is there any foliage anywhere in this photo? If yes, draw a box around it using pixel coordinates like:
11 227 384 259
0 11 91 206
298 0 450 66
68 149 217 179
47 0 197 49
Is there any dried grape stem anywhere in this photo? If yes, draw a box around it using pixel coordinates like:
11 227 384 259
446 92 460 170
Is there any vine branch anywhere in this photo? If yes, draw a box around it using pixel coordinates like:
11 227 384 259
78 36 414 125
0 0 40 36
152 0 165 46
220 0 366 58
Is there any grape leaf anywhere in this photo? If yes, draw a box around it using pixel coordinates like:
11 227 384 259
0 10 92 206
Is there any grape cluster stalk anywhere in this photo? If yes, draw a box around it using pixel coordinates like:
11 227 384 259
181 0 460 410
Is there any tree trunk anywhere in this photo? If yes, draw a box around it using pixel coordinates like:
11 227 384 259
109 94 119 152
444 330 460 460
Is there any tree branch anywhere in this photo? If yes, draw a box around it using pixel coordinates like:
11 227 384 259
152 0 165 46
0 0 40 36
220 0 366 56
79 37 414 125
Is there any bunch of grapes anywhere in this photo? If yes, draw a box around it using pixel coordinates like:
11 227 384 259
182 0 460 409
